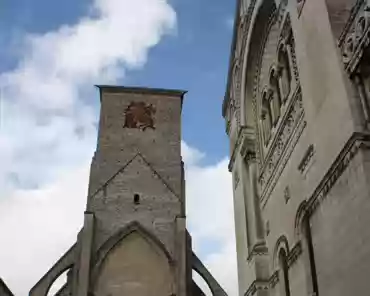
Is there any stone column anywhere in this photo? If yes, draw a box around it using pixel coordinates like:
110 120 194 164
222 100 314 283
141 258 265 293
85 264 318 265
240 129 266 255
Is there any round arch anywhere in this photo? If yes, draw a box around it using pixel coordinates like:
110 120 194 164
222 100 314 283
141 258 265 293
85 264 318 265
272 235 290 269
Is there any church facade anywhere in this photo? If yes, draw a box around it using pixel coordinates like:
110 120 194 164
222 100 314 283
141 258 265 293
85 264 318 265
29 86 227 296
223 0 370 296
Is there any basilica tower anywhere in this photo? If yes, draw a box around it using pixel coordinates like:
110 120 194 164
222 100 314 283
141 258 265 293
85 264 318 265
29 86 227 296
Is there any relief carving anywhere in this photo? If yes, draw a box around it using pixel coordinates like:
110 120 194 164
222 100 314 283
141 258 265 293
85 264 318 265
260 88 306 207
340 0 370 74
124 102 156 131
339 1 370 124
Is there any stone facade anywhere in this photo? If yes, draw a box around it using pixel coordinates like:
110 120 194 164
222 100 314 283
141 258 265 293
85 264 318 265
30 86 227 296
223 0 370 296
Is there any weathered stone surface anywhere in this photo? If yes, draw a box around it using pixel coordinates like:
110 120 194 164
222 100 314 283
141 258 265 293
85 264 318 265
29 86 226 296
224 0 370 296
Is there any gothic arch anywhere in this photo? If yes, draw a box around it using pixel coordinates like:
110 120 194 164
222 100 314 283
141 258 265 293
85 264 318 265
91 222 176 296
91 221 174 283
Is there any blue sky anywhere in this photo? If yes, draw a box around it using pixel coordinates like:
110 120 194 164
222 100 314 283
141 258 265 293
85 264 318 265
0 0 238 295
1 0 235 163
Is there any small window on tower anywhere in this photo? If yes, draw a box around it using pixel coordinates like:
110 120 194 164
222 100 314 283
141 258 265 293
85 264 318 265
134 194 140 205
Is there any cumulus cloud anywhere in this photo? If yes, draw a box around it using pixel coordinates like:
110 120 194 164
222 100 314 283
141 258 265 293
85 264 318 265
0 0 176 192
0 0 237 295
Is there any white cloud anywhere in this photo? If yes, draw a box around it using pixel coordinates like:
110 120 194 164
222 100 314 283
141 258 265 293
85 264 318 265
0 0 238 295
183 143 238 296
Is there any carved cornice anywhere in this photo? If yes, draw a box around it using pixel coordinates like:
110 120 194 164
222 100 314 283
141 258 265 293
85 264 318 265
306 133 370 216
287 241 302 268
244 280 270 296
295 133 370 231
269 270 279 288
260 87 306 207
223 0 258 119
229 126 256 172
247 243 269 262
298 144 315 174
339 0 370 74
338 0 366 46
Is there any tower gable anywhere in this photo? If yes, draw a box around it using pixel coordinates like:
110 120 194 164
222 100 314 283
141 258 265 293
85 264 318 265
89 152 182 256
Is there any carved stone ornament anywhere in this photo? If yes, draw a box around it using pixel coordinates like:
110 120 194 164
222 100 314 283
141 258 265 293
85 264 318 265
245 280 270 296
298 144 315 174
124 102 156 131
294 133 370 235
287 241 302 268
339 0 370 74
260 87 306 207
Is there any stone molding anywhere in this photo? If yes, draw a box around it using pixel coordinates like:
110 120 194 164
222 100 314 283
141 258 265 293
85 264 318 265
244 280 270 296
307 133 370 216
228 126 255 172
287 241 303 268
260 88 306 207
223 0 258 124
295 133 370 232
297 0 306 18
247 243 269 262
339 0 370 74
269 270 279 288
298 144 315 174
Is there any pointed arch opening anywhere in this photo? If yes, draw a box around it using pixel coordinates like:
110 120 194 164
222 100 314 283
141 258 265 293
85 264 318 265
92 222 175 296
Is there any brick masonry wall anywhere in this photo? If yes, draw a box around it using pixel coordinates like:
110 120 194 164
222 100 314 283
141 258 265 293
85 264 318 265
310 148 370 296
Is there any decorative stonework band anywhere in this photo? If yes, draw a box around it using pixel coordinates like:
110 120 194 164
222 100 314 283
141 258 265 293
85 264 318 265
295 133 370 232
287 241 303 268
339 0 370 74
244 280 270 296
307 133 370 216
260 88 307 208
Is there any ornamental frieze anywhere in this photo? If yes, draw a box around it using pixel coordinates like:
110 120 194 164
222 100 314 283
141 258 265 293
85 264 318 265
339 0 370 74
259 87 306 206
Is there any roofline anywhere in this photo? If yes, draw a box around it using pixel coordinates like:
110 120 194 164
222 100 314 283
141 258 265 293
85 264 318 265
222 0 242 118
0 278 14 296
96 85 187 109
96 85 187 97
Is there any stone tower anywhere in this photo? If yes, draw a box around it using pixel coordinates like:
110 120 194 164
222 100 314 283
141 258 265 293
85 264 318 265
223 0 370 296
30 86 227 296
